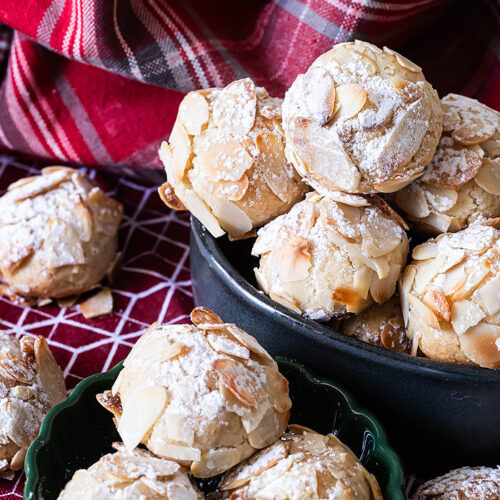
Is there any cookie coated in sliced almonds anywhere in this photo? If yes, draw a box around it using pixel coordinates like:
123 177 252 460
400 221 500 369
252 191 409 320
58 444 203 499
97 307 291 477
282 40 442 194
0 332 66 479
393 94 500 235
413 466 500 500
0 167 123 303
217 425 382 500
158 78 307 239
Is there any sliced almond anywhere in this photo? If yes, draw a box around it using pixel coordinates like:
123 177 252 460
220 441 287 490
198 141 253 183
450 299 485 336
224 175 250 202
383 46 422 72
291 118 361 192
226 325 275 365
45 218 85 267
7 176 37 191
256 131 297 203
73 200 93 242
373 171 422 193
400 265 416 326
213 78 257 135
96 390 122 418
179 91 209 136
460 324 500 369
331 286 363 309
206 332 249 359
395 185 429 219
269 292 301 314
423 289 450 321
390 76 422 103
450 263 490 302
407 293 440 329
190 306 223 325
118 386 167 449
303 67 336 125
10 168 70 202
158 182 186 211
262 365 291 412
85 188 123 237
153 442 201 463
56 295 78 308
169 122 192 183
370 194 409 230
369 263 400 304
34 336 66 406
361 214 403 258
191 447 244 478
179 187 225 238
207 195 253 238
420 213 453 233
412 242 438 260
353 267 373 300
413 255 446 295
333 84 367 121
328 43 377 74
9 448 26 471
452 119 497 146
80 287 113 319
213 358 262 407
474 158 500 195
322 190 369 207
475 273 500 316
279 236 311 282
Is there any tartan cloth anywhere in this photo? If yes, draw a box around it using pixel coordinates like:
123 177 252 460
0 0 499 170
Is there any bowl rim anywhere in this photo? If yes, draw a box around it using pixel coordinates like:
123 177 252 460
24 358 405 500
191 217 500 382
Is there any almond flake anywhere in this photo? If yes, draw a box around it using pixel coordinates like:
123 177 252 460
331 286 362 308
57 296 78 308
9 449 26 471
475 273 500 316
450 299 485 336
303 67 336 125
412 242 438 260
407 293 440 329
190 306 223 326
213 78 257 135
96 390 122 418
118 385 167 450
333 84 367 121
383 46 422 72
373 172 422 193
413 255 446 295
395 184 429 219
80 287 113 319
390 76 422 103
226 325 275 365
269 292 301 313
460 324 500 369
34 336 66 406
179 91 209 136
474 158 500 195
154 443 201 463
207 196 253 238
262 366 291 412
158 182 186 211
279 236 311 282
423 289 451 321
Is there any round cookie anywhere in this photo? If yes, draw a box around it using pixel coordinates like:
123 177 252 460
58 444 203 499
393 94 500 234
0 332 66 479
98 307 291 477
218 425 382 500
0 167 123 301
282 40 442 194
400 221 500 369
413 466 500 500
341 296 411 353
158 78 307 239
252 191 409 320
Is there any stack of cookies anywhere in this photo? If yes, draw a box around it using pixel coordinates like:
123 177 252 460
159 40 500 370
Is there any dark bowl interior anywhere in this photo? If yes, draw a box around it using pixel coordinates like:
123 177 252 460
189 217 500 475
25 359 405 500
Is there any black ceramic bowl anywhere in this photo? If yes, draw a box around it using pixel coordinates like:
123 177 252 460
190 217 500 475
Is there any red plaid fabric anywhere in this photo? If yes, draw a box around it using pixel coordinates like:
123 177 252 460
0 0 499 169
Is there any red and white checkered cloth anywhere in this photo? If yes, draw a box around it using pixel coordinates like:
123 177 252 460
0 0 499 170
0 1 499 498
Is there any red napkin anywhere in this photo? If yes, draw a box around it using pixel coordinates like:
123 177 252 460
0 0 499 169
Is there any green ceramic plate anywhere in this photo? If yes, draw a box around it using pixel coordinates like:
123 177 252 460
25 357 405 500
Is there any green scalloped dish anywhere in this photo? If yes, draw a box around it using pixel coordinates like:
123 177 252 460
25 358 405 500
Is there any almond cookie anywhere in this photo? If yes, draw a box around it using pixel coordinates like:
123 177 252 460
393 94 500 234
400 221 500 369
97 307 291 477
0 167 123 301
413 466 500 500
282 40 442 194
341 296 411 353
158 78 307 239
252 191 409 320
0 332 66 479
218 425 382 500
58 444 202 499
